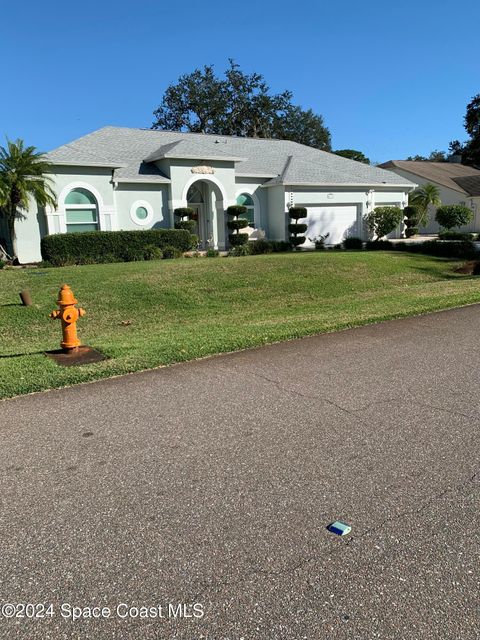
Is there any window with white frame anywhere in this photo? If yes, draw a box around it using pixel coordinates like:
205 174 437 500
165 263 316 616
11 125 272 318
65 188 99 233
236 193 255 227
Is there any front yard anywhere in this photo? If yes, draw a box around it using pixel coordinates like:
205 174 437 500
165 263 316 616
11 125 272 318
1 251 479 399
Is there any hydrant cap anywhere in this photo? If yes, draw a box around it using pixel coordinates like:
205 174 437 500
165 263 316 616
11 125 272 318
57 284 77 306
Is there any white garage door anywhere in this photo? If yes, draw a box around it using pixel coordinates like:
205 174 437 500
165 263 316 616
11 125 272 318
304 205 359 247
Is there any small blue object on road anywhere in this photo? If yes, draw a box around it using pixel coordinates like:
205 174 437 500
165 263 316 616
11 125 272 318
327 521 352 536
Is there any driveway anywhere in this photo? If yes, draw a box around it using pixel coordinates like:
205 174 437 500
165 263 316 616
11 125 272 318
0 306 479 639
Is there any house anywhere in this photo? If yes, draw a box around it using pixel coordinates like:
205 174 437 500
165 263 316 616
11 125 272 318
379 160 480 234
10 127 416 263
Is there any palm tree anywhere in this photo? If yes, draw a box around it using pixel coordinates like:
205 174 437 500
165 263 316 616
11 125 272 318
0 139 56 259
409 183 441 227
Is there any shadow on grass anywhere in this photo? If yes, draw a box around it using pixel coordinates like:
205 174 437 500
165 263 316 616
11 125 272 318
0 350 47 359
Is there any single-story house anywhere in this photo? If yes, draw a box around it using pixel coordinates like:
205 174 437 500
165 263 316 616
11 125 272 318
8 127 417 263
380 160 480 234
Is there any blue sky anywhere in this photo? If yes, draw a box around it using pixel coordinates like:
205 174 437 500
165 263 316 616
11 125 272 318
1 0 478 162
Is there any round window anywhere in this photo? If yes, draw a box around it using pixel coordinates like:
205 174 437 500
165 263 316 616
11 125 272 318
136 206 148 220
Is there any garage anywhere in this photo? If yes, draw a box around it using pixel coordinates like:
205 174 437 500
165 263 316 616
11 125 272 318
303 204 361 247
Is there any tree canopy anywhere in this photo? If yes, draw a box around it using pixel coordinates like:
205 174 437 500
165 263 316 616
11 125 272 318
152 61 331 150
334 149 370 164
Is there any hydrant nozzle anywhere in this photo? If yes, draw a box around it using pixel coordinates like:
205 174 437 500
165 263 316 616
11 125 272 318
50 284 86 351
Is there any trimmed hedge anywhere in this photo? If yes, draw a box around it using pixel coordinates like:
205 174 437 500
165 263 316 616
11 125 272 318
343 237 363 250
41 229 197 266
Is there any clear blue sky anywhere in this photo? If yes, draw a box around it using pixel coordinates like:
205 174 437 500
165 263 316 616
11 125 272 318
2 0 478 163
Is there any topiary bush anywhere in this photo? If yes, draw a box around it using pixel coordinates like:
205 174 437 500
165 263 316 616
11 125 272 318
228 219 249 232
343 237 363 250
174 207 194 220
205 248 219 257
365 206 403 240
290 236 306 247
288 206 308 249
403 205 419 238
226 205 249 248
229 233 250 246
41 229 196 266
435 205 473 230
174 220 197 234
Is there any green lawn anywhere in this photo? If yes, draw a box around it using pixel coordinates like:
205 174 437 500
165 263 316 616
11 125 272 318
1 251 479 399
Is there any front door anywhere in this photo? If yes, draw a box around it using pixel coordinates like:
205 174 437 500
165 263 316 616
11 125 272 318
189 203 207 248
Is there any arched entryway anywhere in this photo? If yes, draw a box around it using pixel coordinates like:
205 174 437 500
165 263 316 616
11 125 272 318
182 177 228 250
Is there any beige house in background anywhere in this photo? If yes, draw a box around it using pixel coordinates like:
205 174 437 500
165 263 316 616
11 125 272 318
380 160 480 234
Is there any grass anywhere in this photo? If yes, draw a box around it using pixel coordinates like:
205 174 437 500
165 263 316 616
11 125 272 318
1 251 479 399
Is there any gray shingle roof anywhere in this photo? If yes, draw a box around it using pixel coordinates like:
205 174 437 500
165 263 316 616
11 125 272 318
47 126 413 187
380 160 480 194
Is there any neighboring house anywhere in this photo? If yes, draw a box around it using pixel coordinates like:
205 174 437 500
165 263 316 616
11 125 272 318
380 160 480 234
11 127 416 263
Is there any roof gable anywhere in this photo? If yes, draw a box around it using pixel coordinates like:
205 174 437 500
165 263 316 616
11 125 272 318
380 160 480 194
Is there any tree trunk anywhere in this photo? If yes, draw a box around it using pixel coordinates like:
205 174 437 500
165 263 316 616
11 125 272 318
6 203 18 259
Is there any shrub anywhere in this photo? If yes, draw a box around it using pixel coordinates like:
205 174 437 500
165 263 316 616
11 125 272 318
205 248 219 257
405 227 419 238
290 236 306 247
365 206 403 240
288 206 308 220
227 219 249 231
228 244 251 257
270 241 291 253
288 206 308 248
288 223 308 234
365 240 393 251
226 205 248 217
229 233 249 246
122 247 145 262
41 229 196 266
0 260 5 269
143 244 163 260
226 205 249 248
396 240 477 259
174 207 194 220
174 220 197 234
308 233 330 250
249 239 273 255
162 245 182 259
438 230 474 241
435 204 473 230
343 237 363 250
403 205 419 222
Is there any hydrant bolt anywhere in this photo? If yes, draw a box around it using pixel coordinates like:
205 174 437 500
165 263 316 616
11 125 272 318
49 284 86 351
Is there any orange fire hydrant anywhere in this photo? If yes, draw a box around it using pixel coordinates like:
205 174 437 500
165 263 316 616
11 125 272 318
50 284 86 351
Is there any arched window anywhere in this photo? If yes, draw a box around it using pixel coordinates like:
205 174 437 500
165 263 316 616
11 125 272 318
236 193 255 227
65 188 99 233
187 184 204 204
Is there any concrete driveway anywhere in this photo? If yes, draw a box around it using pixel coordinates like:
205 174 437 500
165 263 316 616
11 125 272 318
0 306 479 639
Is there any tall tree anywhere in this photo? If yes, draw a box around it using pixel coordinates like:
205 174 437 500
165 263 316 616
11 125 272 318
462 93 480 167
0 139 56 259
152 61 331 150
409 183 441 227
334 149 370 164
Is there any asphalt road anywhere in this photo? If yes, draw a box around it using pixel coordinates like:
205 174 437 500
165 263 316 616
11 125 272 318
1 306 479 639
